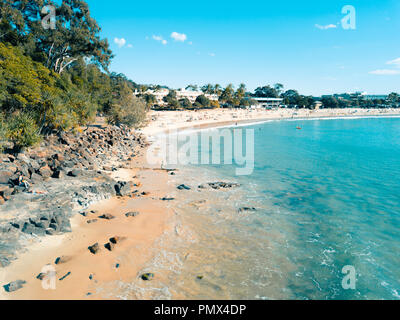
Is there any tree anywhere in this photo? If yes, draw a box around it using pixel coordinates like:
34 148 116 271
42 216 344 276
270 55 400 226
274 83 284 96
107 95 148 128
235 83 246 100
163 90 180 109
254 85 279 98
186 84 198 91
281 89 300 105
213 84 222 96
201 84 213 94
219 84 235 105
195 95 211 108
179 98 192 109
321 96 339 108
9 0 113 74
143 94 157 107
388 92 400 105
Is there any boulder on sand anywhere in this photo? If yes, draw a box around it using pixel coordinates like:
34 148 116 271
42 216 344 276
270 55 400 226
3 280 26 292
88 243 100 254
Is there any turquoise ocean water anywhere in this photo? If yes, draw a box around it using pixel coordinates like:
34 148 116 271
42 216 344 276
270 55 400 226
165 116 400 300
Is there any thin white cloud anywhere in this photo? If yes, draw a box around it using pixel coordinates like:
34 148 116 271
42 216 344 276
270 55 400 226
127 44 133 48
114 38 126 48
315 24 337 30
208 53 215 57
387 58 400 67
152 35 167 45
369 69 400 75
171 32 187 42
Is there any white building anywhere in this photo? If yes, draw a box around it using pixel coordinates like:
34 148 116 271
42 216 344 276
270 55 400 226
252 97 284 109
134 88 218 106
176 88 218 103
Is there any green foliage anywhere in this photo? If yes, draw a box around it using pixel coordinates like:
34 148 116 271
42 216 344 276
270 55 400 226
195 95 211 108
107 95 148 128
163 90 180 109
179 98 192 109
5 112 41 151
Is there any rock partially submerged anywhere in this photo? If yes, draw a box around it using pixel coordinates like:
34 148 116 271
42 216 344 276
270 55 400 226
198 182 240 190
238 207 257 213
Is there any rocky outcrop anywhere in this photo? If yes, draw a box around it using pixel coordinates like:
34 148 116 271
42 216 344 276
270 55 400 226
0 124 148 268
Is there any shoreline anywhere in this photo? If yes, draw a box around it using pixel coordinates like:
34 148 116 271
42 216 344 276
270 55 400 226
2 108 400 299
141 108 400 137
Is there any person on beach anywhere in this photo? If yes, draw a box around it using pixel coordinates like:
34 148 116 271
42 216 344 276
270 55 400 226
18 176 31 192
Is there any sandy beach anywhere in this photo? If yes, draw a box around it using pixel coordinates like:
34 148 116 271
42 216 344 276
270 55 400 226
2 107 400 300
0 148 177 300
141 108 400 136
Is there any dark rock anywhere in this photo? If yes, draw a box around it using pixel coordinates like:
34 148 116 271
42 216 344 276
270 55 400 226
177 184 191 190
49 223 58 231
160 197 175 201
87 219 98 224
68 169 81 177
114 181 134 197
125 212 139 218
109 236 126 244
45 228 56 235
55 256 71 265
88 243 100 254
0 257 11 268
199 182 241 190
59 272 71 281
238 207 257 213
104 242 115 251
52 169 65 179
3 280 26 292
98 213 115 220
140 273 154 281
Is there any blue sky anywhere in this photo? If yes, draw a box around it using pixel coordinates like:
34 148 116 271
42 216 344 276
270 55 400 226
86 0 400 96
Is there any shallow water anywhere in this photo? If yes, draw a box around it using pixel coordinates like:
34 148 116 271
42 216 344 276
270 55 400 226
131 117 400 300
